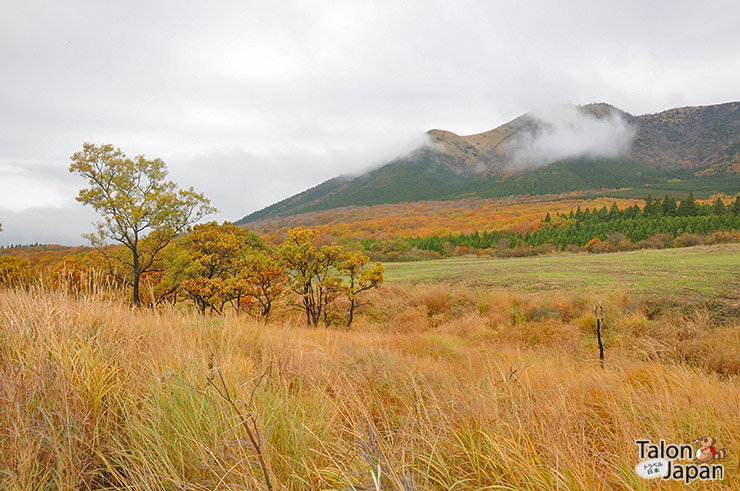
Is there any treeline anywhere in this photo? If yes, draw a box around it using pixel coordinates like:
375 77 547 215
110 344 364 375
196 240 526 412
517 193 740 250
0 243 43 249
365 193 740 260
0 224 383 328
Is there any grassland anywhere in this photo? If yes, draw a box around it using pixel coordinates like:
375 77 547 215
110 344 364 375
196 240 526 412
385 244 740 318
2 245 740 490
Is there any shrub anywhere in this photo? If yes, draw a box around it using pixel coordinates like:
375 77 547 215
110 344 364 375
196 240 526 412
0 256 37 288
605 231 626 245
584 237 601 253
704 231 738 245
589 240 611 254
674 233 704 247
634 233 673 250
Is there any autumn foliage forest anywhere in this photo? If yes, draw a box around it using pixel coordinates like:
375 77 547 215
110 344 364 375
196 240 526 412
0 223 384 328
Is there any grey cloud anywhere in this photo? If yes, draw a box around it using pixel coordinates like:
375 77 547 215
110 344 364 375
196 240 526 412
170 132 429 223
0 159 98 246
0 161 80 211
0 206 99 247
507 106 636 170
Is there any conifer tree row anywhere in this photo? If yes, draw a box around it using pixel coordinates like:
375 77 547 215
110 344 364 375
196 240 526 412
377 193 740 258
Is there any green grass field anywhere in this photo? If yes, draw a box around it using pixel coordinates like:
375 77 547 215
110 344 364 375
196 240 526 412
385 243 740 316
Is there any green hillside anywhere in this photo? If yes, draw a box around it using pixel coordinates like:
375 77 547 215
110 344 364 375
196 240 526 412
293 156 469 211
470 158 669 198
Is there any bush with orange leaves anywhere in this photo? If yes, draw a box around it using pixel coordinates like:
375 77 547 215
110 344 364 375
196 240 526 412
584 237 601 253
0 256 37 288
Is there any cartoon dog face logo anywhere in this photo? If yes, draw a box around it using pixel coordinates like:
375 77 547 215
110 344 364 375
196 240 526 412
693 436 728 464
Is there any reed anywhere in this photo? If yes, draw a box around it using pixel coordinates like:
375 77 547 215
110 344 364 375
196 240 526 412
1 285 738 489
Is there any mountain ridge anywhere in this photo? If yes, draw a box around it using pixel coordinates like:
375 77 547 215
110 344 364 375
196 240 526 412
236 101 740 225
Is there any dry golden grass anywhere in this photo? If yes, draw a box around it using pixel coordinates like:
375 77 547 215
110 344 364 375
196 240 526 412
1 284 739 490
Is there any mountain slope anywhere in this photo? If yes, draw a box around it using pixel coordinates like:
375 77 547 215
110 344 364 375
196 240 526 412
236 101 740 225
631 102 740 169
243 176 350 222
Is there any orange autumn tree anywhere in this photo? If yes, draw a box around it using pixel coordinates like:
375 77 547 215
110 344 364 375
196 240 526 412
49 257 93 294
230 249 286 322
278 227 345 327
175 222 264 314
161 224 382 323
0 256 37 289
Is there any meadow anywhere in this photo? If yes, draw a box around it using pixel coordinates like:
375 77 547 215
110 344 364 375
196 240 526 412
2 245 740 490
385 244 740 319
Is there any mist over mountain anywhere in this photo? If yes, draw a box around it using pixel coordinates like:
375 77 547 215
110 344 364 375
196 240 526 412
506 105 636 169
422 103 637 176
237 101 740 225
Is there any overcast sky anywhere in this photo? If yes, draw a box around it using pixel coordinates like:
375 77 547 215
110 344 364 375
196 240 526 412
1 0 740 246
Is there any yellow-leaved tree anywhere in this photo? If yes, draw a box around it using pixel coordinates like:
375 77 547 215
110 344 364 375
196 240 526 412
69 143 216 305
278 227 344 327
278 227 383 327
338 250 384 329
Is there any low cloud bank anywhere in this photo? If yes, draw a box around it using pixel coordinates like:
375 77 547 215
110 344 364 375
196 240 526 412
507 105 636 169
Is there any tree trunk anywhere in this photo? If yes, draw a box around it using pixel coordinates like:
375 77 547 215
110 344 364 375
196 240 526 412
303 282 313 327
304 299 312 327
132 251 141 306
262 299 271 323
346 275 357 329
346 297 355 330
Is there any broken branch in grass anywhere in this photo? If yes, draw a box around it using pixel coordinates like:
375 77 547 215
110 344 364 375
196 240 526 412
206 354 274 491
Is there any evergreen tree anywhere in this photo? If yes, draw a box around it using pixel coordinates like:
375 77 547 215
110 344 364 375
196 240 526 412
609 202 620 221
713 197 727 215
643 195 653 215
732 195 740 215
661 194 678 216
697 203 712 216
677 191 698 216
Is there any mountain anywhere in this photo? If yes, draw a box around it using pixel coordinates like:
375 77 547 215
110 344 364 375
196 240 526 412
236 101 740 224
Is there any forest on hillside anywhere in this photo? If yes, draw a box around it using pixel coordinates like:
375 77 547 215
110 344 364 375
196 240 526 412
365 193 740 260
